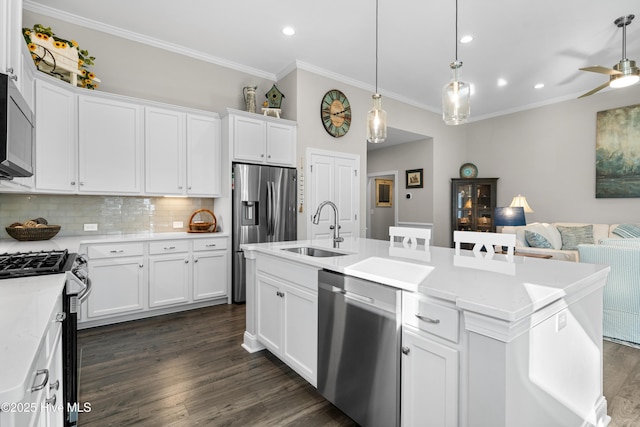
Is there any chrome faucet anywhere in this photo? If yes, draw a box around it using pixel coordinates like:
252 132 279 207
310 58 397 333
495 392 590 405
312 201 344 247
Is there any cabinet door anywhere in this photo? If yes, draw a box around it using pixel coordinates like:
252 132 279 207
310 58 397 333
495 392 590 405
266 122 295 166
86 257 145 318
34 79 78 192
401 327 458 427
232 114 265 163
282 282 317 385
1 0 22 87
192 250 227 300
149 254 190 307
43 325 64 427
186 114 221 196
78 95 143 194
256 274 283 353
145 107 184 195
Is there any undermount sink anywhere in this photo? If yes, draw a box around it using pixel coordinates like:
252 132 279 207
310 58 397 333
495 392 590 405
282 246 347 257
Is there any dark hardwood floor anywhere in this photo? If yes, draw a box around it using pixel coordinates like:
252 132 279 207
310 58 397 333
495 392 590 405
78 304 640 426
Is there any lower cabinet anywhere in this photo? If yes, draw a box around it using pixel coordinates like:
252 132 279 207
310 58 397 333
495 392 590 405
80 236 229 326
255 255 318 386
401 293 459 427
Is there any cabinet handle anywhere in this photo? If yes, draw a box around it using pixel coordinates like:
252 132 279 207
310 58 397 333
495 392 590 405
194 258 198 263
276 291 285 298
415 313 440 324
164 246 176 250
80 182 85 186
401 346 410 355
139 263 144 268
71 181 76 185
110 250 125 253
55 312 66 322
49 380 60 391
6 67 13 74
45 394 57 406
268 155 271 159
188 186 192 190
261 154 265 158
31 369 49 392
205 244 216 247
184 259 189 263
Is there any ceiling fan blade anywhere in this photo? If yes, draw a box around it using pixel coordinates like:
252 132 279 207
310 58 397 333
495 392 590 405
578 81 611 98
579 65 622 75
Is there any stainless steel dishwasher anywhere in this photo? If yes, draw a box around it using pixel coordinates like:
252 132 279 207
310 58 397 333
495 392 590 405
317 269 401 427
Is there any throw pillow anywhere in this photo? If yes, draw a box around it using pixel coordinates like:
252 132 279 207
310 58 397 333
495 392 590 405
525 230 553 248
556 225 594 250
543 223 563 250
612 223 640 238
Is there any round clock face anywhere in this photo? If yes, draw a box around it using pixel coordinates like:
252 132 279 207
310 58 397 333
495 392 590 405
321 89 351 137
459 163 478 179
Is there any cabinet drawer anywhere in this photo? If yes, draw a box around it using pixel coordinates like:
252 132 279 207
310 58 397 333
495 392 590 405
257 254 319 292
403 293 459 343
149 240 189 255
88 243 144 259
193 237 227 251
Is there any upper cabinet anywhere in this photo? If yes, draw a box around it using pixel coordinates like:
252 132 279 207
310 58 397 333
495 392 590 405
145 107 221 197
228 109 296 167
34 78 78 193
26 74 222 197
0 0 23 89
78 94 144 194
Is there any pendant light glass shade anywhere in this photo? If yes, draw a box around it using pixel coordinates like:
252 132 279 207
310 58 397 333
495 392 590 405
442 61 470 125
367 94 387 143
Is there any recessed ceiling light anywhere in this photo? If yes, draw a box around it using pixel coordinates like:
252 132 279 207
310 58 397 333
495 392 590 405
534 83 544 89
460 35 473 44
282 26 295 36
497 78 507 87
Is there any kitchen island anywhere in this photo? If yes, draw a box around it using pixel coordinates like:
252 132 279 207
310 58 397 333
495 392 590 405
241 237 611 427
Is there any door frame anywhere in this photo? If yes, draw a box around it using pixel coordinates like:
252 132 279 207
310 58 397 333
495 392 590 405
366 170 398 239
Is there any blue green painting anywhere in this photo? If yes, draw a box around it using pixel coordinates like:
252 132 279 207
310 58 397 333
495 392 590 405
596 104 640 198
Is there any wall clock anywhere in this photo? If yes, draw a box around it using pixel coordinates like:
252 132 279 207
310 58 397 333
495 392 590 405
321 89 351 137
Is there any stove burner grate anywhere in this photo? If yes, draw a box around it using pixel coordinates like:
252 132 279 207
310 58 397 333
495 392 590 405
0 249 70 278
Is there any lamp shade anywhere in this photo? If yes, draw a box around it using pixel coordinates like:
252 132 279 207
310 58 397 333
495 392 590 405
494 207 526 227
509 194 533 213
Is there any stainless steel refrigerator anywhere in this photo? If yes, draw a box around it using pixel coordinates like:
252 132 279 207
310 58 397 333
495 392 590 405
232 163 297 302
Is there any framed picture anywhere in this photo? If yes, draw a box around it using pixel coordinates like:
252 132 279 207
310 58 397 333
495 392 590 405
406 168 423 189
375 179 393 207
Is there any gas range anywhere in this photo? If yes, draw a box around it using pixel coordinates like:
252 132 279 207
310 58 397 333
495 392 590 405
0 249 76 279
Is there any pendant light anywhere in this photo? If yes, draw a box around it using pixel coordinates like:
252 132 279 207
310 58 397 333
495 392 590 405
442 0 470 125
367 0 387 143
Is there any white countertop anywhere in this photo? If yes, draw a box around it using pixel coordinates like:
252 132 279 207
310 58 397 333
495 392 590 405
0 274 66 403
242 237 610 322
0 231 230 254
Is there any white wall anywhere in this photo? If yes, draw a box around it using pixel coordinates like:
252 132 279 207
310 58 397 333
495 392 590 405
465 84 640 225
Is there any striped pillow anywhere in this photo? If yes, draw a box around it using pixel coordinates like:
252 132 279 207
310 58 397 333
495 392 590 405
612 223 640 238
557 225 594 250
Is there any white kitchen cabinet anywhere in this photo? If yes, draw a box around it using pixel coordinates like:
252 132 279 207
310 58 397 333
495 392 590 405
186 114 221 196
85 243 146 319
149 240 190 308
78 94 143 194
145 108 221 196
0 0 23 90
192 237 228 300
255 255 318 385
228 109 296 167
34 78 78 193
401 294 459 427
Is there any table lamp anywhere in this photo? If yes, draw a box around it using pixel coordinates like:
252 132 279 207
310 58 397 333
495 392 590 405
494 206 526 227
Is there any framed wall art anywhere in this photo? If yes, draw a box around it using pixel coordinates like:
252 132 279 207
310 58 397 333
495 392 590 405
406 168 423 189
596 103 640 198
375 179 393 207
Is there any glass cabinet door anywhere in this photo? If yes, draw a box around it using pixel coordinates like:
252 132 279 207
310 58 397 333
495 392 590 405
454 183 473 231
450 178 498 247
475 183 493 231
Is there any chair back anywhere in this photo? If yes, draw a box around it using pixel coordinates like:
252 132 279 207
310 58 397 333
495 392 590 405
389 226 431 248
453 230 516 255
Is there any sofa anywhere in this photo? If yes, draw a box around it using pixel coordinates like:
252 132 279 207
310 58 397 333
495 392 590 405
501 222 639 262
578 238 640 345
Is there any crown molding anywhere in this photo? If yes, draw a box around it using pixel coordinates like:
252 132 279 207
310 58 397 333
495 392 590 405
22 0 276 81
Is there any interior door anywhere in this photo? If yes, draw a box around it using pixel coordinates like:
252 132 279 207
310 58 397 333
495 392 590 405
307 150 359 240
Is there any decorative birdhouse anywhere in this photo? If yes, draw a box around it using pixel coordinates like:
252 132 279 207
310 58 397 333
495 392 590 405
265 85 285 108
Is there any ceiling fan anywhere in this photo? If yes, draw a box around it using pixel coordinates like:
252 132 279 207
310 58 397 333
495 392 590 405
578 14 640 98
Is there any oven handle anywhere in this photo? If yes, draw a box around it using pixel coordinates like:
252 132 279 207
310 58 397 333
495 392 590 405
77 277 92 301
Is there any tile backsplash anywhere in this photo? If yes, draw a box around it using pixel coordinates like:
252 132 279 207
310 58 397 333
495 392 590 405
0 194 216 238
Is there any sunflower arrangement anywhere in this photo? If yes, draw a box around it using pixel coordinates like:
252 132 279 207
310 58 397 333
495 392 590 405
22 24 99 90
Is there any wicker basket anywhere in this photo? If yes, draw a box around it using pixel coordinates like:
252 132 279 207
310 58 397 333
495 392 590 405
188 209 217 233
5 225 61 241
